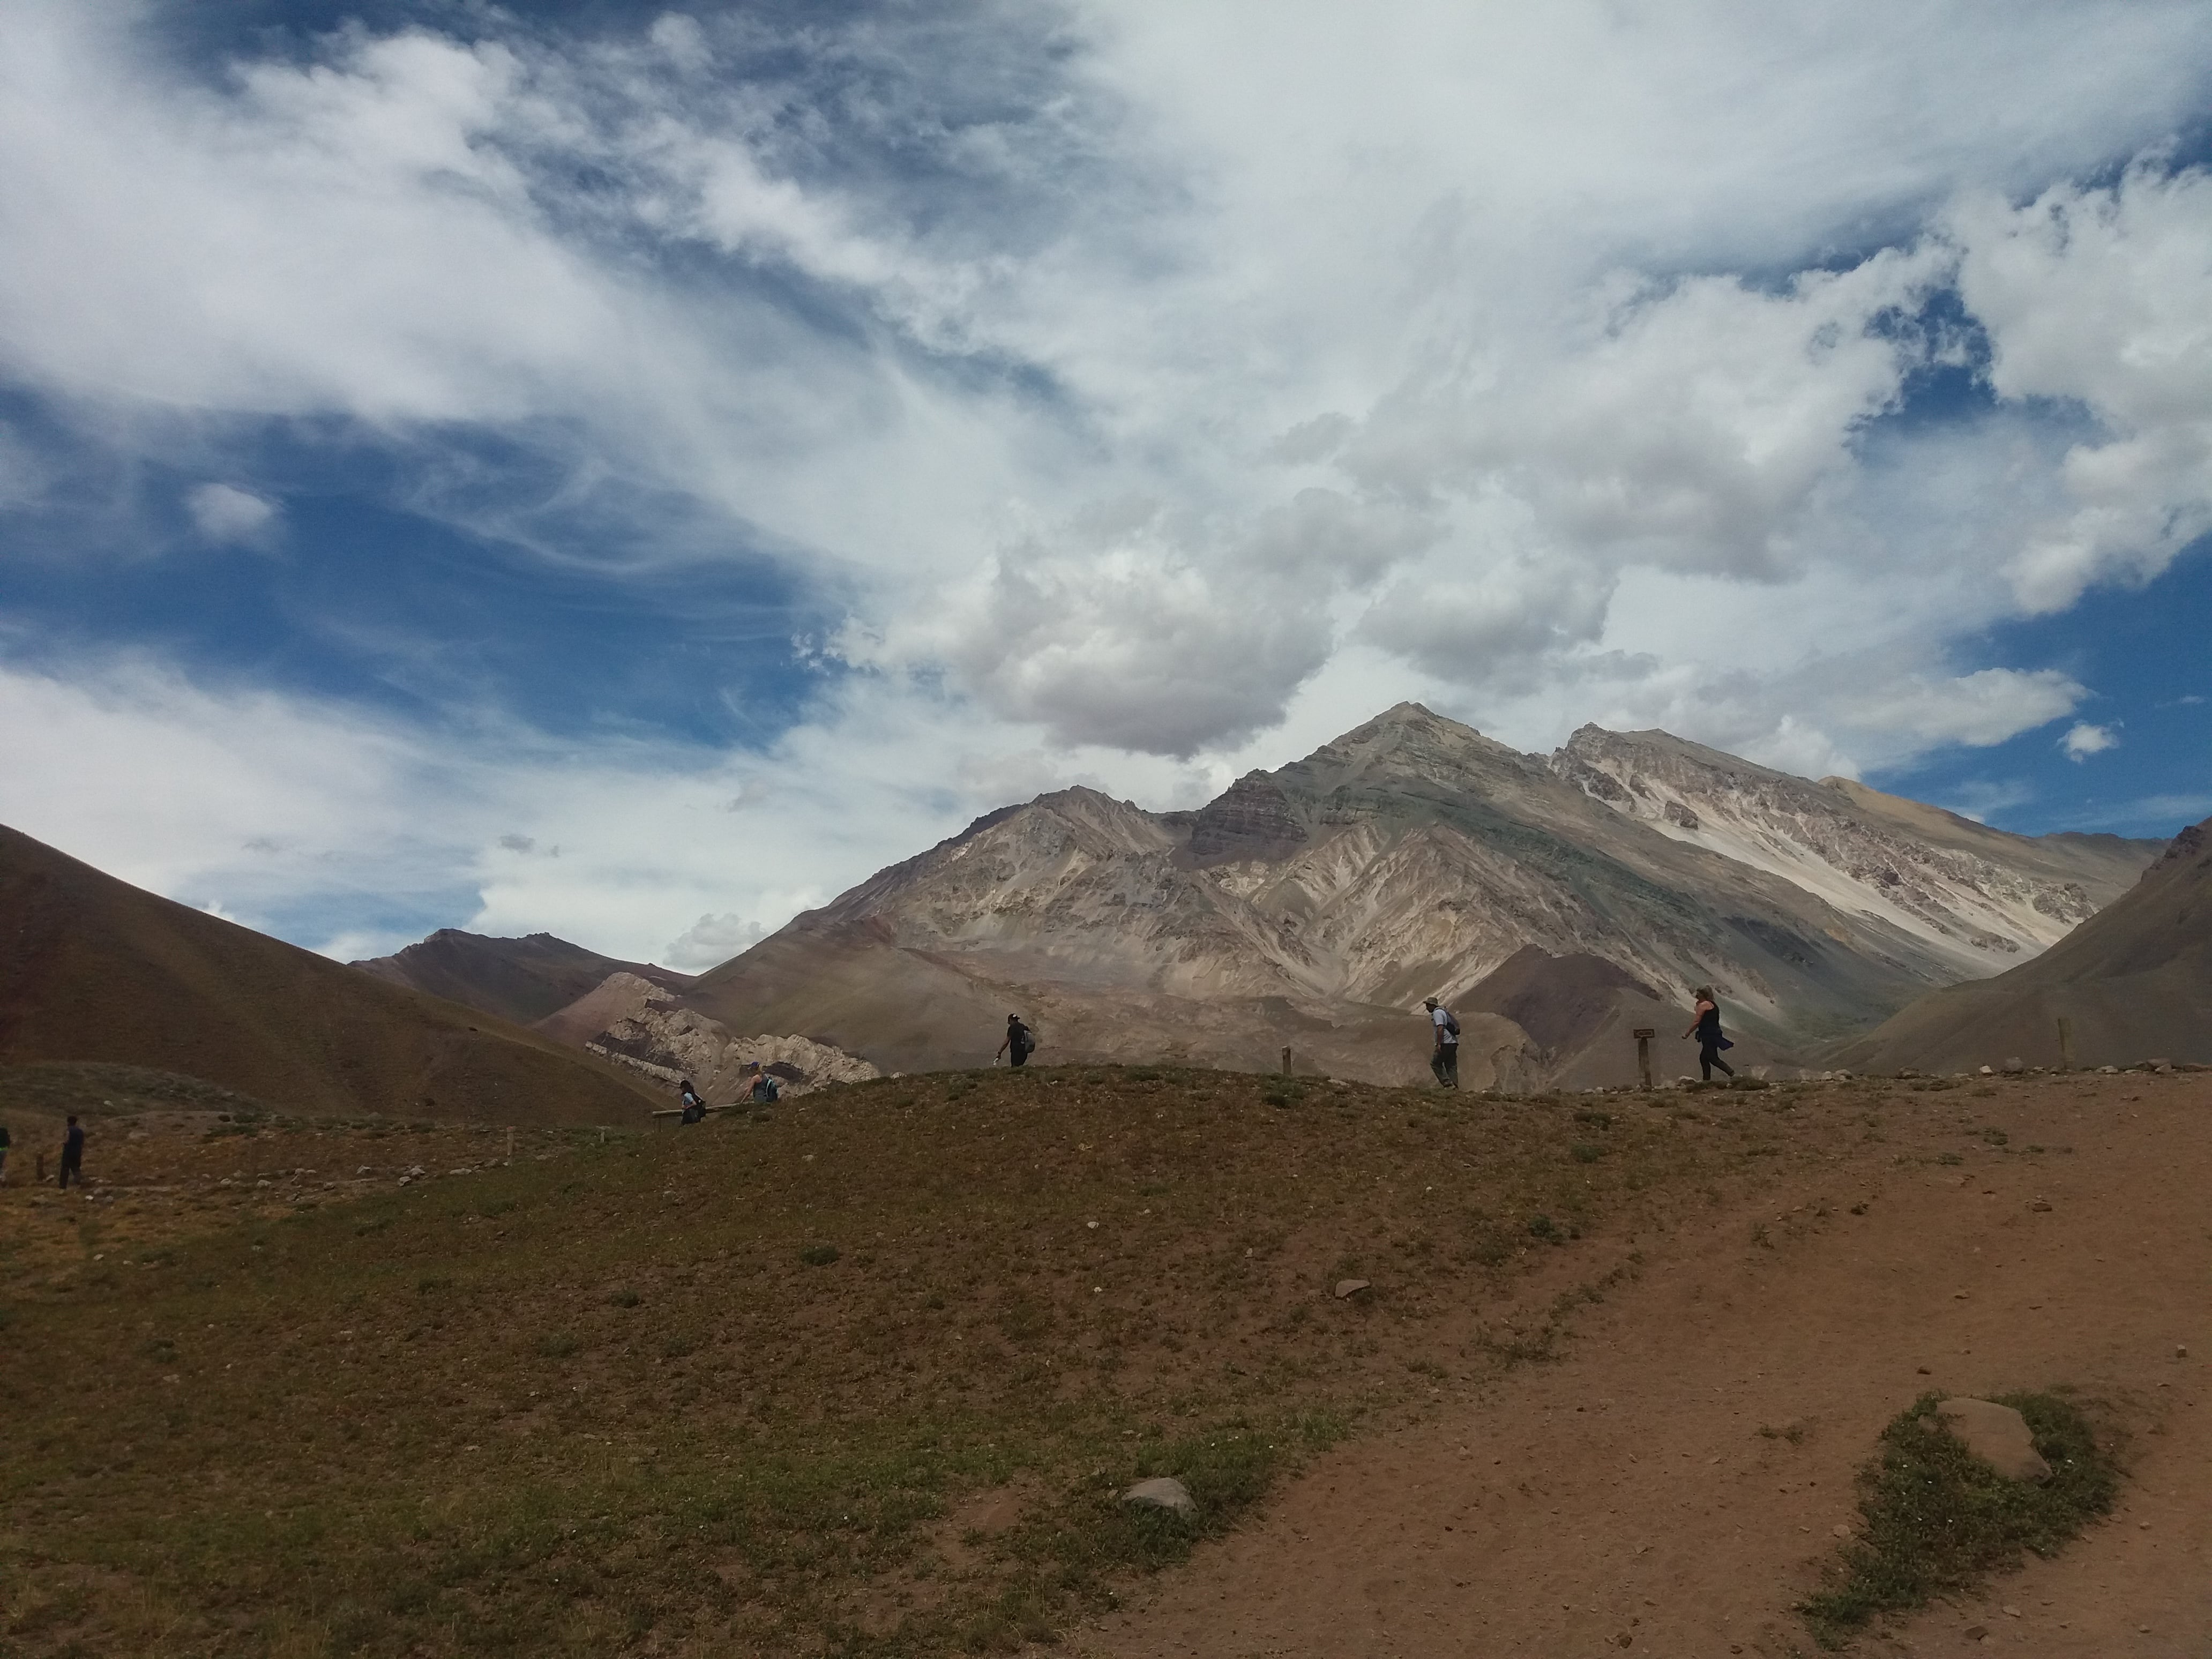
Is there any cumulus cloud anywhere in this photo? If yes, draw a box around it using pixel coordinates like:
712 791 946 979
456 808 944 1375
2060 720 2120 760
1953 164 2212 612
4 2 2212 946
663 912 767 971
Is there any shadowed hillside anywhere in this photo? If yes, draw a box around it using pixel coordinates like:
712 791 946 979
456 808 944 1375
1833 812 2212 1072
0 825 663 1126
353 929 693 1026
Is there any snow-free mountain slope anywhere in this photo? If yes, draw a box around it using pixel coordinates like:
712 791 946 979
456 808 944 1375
674 705 2158 1080
353 929 692 1026
1834 814 2212 1071
1553 726 2151 976
0 824 662 1125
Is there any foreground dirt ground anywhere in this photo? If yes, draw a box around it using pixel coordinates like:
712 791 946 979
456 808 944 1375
3 1065 2205 1655
1073 1068 2211 1658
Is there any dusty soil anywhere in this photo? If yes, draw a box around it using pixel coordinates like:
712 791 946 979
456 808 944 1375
1071 1068 2211 1658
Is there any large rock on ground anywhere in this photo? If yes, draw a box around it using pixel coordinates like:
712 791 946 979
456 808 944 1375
546 972 880 1103
1122 1477 1195 1516
1936 1397 2051 1482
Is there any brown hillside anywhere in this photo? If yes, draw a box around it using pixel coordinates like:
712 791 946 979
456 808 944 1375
354 929 692 1026
1833 813 2212 1072
0 824 663 1126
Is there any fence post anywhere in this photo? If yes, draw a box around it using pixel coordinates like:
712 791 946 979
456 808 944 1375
1633 1028 1656 1092
1280 1046 1292 1077
2056 1016 2074 1072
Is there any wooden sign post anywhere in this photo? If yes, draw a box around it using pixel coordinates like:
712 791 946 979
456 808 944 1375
1632 1027 1657 1092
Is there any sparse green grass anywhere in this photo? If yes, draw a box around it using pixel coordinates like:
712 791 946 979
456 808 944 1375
1799 1390 2120 1648
0 1064 1867 1657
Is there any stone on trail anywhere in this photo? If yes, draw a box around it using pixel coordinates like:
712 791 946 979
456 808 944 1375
1333 1278 1372 1300
1122 1476 1195 1516
1935 1397 2051 1482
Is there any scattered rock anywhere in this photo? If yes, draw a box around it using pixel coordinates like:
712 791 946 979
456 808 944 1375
2000 1056 2024 1073
1935 1397 2051 1482
1977 1065 1993 1075
1122 1476 1194 1516
1832 1522 1852 1538
2097 1064 2119 1074
1963 1626 1989 1642
2177 1344 2189 1359
2147 1058 2174 1073
1334 1279 1372 1301
2029 1199 2052 1212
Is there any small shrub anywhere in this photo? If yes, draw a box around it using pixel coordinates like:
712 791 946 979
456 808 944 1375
800 1243 840 1267
1526 1215 1563 1244
606 1288 641 1308
1570 1143 1604 1164
536 1333 580 1359
1572 1109 1612 1129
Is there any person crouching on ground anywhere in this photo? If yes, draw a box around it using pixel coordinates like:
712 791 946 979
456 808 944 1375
1423 997 1460 1088
1684 987 1735 1081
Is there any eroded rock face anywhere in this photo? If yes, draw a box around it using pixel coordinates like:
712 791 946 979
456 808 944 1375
574 973 878 1102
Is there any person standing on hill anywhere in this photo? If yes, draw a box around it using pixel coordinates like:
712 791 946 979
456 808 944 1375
678 1079 706 1125
998 1014 1036 1069
58 1115 85 1190
1684 987 1735 1081
1424 997 1460 1088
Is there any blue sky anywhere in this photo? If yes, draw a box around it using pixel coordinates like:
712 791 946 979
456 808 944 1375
2 1 2210 967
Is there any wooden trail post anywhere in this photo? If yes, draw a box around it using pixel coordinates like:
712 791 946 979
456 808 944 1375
1633 1027 1656 1092
2056 1016 2074 1072
1281 1047 1293 1077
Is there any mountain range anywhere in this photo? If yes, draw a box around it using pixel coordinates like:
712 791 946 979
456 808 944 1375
5 704 2185 1112
653 704 2158 1086
0 824 660 1125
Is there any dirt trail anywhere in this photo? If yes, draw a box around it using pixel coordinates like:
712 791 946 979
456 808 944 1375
1073 1074 2212 1658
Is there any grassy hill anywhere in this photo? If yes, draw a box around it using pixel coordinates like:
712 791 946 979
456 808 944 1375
0 825 662 1126
0 1058 2019 1657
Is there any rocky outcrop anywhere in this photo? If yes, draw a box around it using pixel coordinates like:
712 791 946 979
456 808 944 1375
553 972 880 1100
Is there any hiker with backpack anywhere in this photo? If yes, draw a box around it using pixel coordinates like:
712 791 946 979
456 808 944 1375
678 1079 707 1125
1424 997 1460 1088
997 1014 1036 1069
1683 986 1735 1081
746 1062 781 1104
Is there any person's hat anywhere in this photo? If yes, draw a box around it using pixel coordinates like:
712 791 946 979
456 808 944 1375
1422 997 1439 1008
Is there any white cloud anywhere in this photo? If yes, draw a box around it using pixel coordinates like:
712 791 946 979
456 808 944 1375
2060 720 2120 760
185 482 279 545
663 912 768 971
3 3 2212 944
1953 164 2212 612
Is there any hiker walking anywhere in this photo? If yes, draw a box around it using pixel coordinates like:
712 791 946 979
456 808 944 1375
745 1062 780 1104
1424 997 1460 1088
997 1014 1036 1069
1684 986 1735 1081
57 1115 85 1190
678 1079 706 1125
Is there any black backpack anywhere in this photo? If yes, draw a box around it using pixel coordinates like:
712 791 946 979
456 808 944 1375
1443 1011 1460 1037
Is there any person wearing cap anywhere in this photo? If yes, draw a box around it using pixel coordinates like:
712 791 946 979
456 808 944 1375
997 1014 1036 1068
1423 998 1460 1088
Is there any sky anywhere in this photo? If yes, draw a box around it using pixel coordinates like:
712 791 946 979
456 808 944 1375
2 0 2210 969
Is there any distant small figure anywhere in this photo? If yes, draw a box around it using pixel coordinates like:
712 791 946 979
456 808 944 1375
1424 997 1460 1088
0 1118 10 1186
58 1115 85 1190
998 1014 1036 1069
747 1062 781 1104
678 1079 706 1125
1684 987 1735 1081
